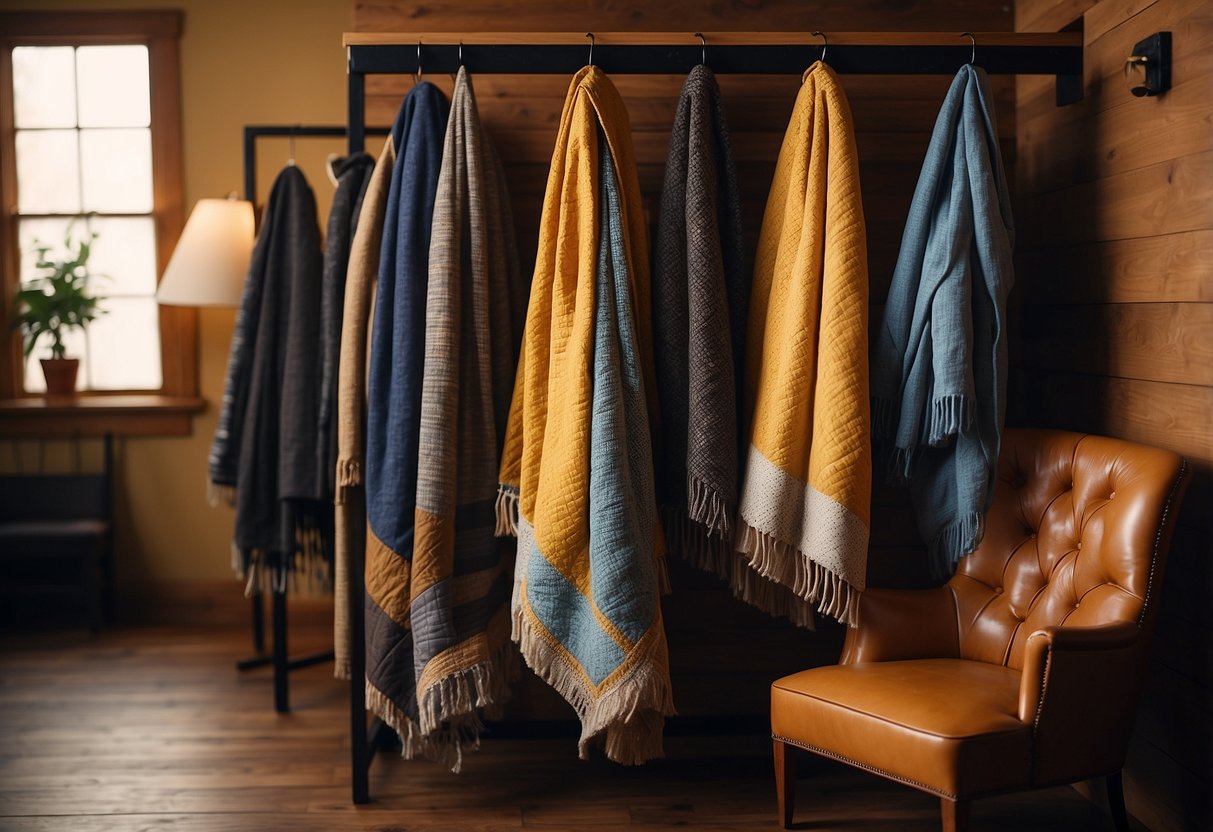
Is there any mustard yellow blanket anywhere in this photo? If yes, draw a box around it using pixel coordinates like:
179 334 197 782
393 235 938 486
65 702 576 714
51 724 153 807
497 66 674 764
735 62 871 628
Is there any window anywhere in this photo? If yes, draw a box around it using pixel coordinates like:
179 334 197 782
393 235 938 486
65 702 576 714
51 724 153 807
0 11 198 428
13 43 162 391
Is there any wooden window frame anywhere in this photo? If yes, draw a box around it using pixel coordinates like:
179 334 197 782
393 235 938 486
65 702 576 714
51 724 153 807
0 11 202 437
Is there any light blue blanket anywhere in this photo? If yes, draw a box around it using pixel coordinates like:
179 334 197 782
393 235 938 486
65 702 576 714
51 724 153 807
871 64 1015 575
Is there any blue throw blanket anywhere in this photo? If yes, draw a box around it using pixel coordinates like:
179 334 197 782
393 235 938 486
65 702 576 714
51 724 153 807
363 82 449 741
871 64 1015 575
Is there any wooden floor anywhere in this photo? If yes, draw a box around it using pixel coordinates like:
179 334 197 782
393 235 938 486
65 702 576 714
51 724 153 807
0 624 1133 831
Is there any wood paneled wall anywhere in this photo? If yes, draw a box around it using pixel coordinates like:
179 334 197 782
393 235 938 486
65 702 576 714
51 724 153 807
1013 1 1211 830
352 1 1015 720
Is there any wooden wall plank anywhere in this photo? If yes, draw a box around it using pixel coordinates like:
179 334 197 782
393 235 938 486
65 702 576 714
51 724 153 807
1016 0 1212 828
1019 303 1213 386
1018 150 1213 245
1017 77 1213 196
1084 1 1213 87
1016 231 1213 303
1016 0 1098 32
1009 370 1213 463
1084 0 1163 41
354 2 1014 33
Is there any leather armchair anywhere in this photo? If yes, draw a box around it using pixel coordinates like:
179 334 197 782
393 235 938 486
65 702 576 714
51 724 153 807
770 429 1189 831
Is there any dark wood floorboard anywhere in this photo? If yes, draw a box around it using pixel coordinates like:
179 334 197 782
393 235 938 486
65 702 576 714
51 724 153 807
0 625 1134 830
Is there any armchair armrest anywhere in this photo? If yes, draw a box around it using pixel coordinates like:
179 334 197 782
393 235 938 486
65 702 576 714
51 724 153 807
840 586 960 664
1017 621 1144 784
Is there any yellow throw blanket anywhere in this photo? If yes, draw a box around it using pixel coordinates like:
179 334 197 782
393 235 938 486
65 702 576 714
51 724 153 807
497 65 674 764
735 62 871 628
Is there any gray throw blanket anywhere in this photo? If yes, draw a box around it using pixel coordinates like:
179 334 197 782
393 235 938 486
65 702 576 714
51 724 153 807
317 152 374 507
870 65 1015 576
396 67 525 770
209 165 325 592
652 64 747 580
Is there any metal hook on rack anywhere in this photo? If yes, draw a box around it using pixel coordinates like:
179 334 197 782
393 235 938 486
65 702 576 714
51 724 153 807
586 32 595 66
812 30 828 64
287 127 297 167
695 32 707 66
458 41 463 67
415 40 423 84
962 32 976 65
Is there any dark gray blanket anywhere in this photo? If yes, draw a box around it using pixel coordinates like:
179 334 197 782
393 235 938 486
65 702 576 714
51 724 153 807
209 165 325 591
652 64 748 577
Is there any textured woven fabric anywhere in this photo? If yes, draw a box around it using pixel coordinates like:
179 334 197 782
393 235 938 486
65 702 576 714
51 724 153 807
871 65 1015 576
652 65 748 580
318 152 373 506
333 136 397 680
496 66 674 765
736 62 871 629
373 67 525 771
361 81 449 756
208 165 325 593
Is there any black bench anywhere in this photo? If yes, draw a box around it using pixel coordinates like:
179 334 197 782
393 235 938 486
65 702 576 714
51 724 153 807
0 436 113 630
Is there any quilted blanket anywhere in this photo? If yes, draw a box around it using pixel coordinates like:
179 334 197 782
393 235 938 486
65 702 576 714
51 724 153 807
361 82 450 757
497 66 674 765
403 67 526 769
652 64 748 581
736 62 871 628
871 64 1015 576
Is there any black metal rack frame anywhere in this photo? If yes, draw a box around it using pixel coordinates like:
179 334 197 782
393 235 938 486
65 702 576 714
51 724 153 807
342 31 1085 804
237 124 382 714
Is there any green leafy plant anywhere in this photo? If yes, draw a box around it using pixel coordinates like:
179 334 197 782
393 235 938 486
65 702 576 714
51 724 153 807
9 231 106 360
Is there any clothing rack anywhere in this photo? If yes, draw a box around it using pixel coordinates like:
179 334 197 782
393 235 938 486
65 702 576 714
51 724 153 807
235 124 384 714
341 30 1085 804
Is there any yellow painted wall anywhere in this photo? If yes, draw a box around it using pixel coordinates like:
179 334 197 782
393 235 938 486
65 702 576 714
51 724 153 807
0 0 352 585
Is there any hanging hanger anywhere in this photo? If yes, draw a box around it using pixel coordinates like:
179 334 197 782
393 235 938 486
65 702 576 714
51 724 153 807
586 32 595 67
962 32 977 66
695 32 707 67
812 31 828 64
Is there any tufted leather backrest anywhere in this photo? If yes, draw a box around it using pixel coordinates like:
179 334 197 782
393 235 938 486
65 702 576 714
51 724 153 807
948 429 1186 670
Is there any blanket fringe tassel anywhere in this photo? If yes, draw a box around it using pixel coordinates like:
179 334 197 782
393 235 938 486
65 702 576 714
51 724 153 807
207 480 235 508
335 457 361 505
495 483 520 537
928 511 983 580
734 518 860 628
925 394 974 447
659 506 734 586
513 602 675 766
686 476 732 538
365 638 516 774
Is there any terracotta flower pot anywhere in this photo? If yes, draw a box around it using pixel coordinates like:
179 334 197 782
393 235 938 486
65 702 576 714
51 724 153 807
40 357 79 396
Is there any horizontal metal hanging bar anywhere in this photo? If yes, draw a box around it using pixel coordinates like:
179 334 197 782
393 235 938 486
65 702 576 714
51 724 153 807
344 31 1082 76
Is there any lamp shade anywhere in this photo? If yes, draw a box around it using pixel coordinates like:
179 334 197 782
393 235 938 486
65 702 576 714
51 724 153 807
156 198 255 307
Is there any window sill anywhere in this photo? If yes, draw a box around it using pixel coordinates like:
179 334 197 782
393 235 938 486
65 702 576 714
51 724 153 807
0 394 205 438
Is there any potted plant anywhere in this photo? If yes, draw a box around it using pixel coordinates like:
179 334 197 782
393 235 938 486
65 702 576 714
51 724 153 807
9 231 105 396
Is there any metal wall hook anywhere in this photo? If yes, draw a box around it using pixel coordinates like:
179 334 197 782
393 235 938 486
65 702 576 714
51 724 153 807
586 32 595 66
287 129 297 166
812 30 828 63
415 41 423 83
962 32 976 65
458 41 463 66
695 32 707 66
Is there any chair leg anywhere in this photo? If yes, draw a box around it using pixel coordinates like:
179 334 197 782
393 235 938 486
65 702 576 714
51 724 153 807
940 797 970 832
1106 771 1130 832
773 739 795 829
